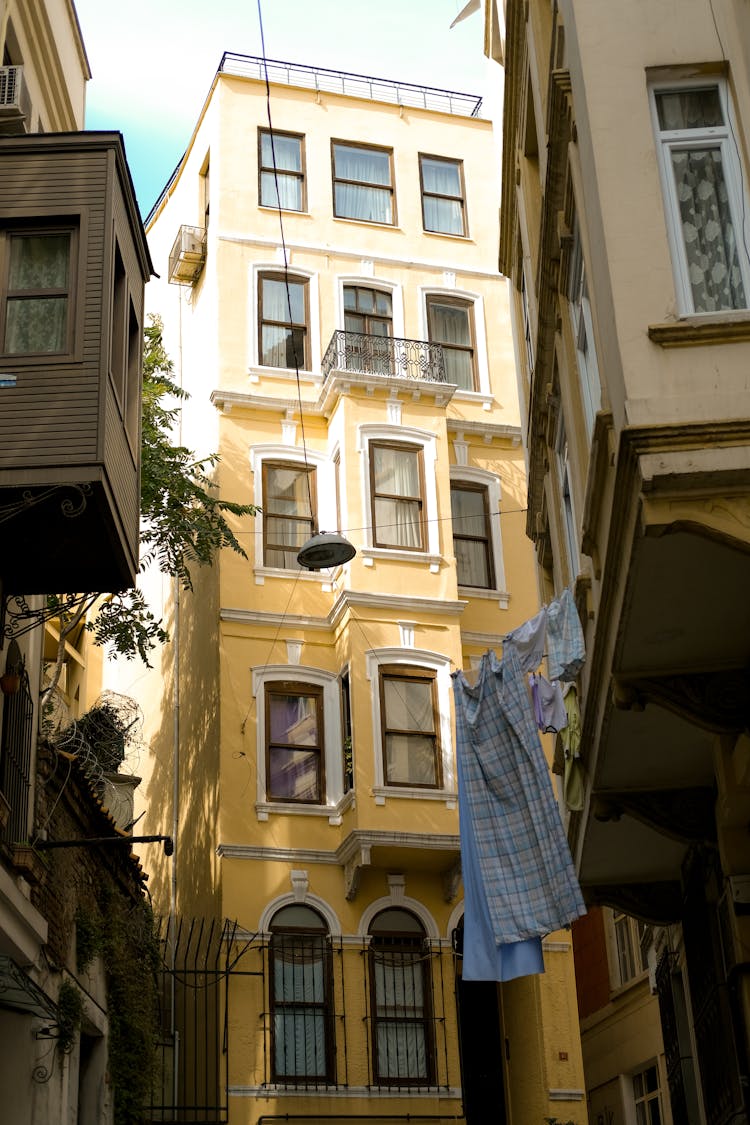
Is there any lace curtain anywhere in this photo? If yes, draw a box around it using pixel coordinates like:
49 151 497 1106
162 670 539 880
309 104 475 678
5 233 70 354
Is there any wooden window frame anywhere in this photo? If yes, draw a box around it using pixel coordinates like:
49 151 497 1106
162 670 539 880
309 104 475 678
418 153 467 237
425 294 477 391
0 221 78 359
258 270 310 370
258 128 306 213
343 284 393 336
269 905 335 1083
378 665 441 790
262 460 316 569
369 441 425 552
331 140 396 225
264 680 325 804
450 481 494 590
368 908 436 1086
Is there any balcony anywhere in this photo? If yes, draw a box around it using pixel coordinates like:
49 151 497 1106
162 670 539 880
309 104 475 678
322 330 447 384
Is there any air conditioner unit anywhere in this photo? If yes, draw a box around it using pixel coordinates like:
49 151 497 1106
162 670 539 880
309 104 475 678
168 224 207 285
0 66 31 130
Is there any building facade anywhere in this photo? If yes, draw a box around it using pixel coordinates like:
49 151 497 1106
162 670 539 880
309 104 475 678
135 53 587 1125
0 3 153 1122
498 1 750 1122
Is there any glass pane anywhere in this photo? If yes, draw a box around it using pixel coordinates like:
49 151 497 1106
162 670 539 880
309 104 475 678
265 517 311 550
645 1066 659 1093
343 287 357 310
376 291 392 316
269 746 320 801
373 446 419 497
5 297 68 354
261 324 305 368
371 319 391 338
344 313 365 333
374 497 421 547
260 171 301 210
451 487 487 536
430 301 471 345
385 734 437 785
358 288 375 313
370 909 424 935
443 348 474 390
274 1010 326 1076
272 905 326 930
422 157 461 195
261 132 301 172
424 196 464 235
384 678 434 732
633 1072 644 1098
670 147 746 312
334 144 391 185
262 277 304 324
9 233 70 290
269 693 319 745
648 1100 662 1125
375 1022 427 1079
455 538 489 588
334 183 392 223
635 1105 648 1125
266 467 311 515
656 87 723 130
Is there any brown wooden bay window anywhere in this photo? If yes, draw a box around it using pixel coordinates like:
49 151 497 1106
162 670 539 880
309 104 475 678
1 225 76 355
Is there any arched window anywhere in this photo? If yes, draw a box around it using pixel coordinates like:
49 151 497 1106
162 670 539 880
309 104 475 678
368 907 434 1085
269 904 334 1083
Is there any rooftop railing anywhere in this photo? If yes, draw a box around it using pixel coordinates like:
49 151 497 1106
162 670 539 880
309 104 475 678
322 330 448 384
220 53 483 118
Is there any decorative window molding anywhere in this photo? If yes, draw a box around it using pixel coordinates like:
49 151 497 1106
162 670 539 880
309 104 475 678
449 466 507 597
419 286 490 395
649 77 750 316
365 647 454 803
250 262 320 373
252 664 344 819
258 891 342 936
336 275 405 339
357 424 440 563
250 445 338 577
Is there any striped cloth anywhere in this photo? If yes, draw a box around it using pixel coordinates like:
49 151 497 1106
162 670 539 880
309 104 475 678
546 586 585 681
453 644 586 952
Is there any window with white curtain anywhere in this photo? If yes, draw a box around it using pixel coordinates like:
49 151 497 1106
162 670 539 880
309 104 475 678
2 226 75 354
369 442 424 550
450 482 494 588
270 903 333 1082
369 907 434 1085
262 461 316 569
332 142 394 224
426 295 476 390
259 272 309 369
378 666 440 787
259 129 305 212
419 154 466 236
265 681 324 802
650 79 750 314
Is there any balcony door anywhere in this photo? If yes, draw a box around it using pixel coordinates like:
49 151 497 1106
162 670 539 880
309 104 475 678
343 285 392 374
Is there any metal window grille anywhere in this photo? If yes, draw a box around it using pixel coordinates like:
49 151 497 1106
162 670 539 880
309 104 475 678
0 644 33 844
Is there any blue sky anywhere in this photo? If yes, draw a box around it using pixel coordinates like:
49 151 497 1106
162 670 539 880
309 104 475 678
73 0 489 217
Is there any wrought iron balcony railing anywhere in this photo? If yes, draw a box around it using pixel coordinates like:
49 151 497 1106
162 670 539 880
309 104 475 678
321 330 447 384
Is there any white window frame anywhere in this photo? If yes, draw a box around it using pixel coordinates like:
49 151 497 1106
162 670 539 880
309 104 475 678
365 647 455 805
249 263 321 376
606 908 650 991
448 466 507 600
252 665 346 821
419 287 491 397
649 76 750 316
357 423 441 569
250 445 338 580
630 1061 664 1125
568 217 601 438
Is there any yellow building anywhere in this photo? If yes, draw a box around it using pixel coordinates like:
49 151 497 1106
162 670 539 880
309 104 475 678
498 1 750 1122
134 52 587 1125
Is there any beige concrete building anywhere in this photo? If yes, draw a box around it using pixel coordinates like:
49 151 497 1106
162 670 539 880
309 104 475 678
132 51 587 1125
497 1 750 1123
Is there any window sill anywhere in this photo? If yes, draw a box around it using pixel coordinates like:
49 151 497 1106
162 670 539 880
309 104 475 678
254 566 337 585
458 585 510 608
648 310 750 347
361 547 442 573
256 791 354 825
258 205 312 217
422 228 472 242
249 363 319 381
372 786 457 809
333 216 399 231
450 389 494 410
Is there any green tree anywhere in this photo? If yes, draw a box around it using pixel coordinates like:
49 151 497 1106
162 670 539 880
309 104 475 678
48 316 256 669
